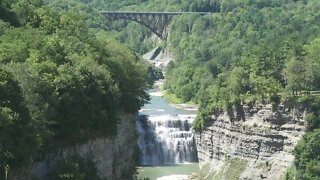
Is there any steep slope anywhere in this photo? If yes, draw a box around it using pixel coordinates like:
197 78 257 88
0 0 150 179
195 103 305 179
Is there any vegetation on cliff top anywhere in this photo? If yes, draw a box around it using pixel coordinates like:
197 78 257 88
96 0 320 179
0 0 150 178
1 0 320 179
163 0 320 131
290 96 320 180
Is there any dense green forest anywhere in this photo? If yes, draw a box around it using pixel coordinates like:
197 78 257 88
165 0 320 124
159 1 319 179
1 0 320 179
0 0 151 178
87 0 320 179
162 1 320 179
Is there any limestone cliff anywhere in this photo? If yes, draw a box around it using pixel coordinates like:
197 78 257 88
195 103 305 180
11 114 137 180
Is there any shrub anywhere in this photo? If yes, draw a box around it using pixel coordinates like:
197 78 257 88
52 155 100 180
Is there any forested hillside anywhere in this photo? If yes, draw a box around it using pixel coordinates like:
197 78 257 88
162 1 320 179
161 1 320 179
0 0 150 178
84 0 320 179
1 0 320 179
164 0 320 124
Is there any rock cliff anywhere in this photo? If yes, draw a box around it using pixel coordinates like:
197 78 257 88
195 103 305 180
11 114 137 180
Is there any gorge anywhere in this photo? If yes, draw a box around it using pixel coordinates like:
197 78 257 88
1 0 320 180
135 78 199 179
195 103 305 179
136 48 307 180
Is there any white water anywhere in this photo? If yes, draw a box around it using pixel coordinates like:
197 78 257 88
136 95 198 166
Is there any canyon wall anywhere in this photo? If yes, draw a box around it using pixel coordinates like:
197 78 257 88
11 114 137 180
195 103 305 180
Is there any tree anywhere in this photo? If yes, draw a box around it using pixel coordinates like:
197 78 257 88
284 58 305 95
0 1 151 177
0 68 40 171
227 66 249 104
294 129 320 180
304 37 320 90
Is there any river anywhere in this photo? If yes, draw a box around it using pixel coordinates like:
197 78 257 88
136 82 199 180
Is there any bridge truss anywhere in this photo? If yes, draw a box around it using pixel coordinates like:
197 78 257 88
101 11 209 39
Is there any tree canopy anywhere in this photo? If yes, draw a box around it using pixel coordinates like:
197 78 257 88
92 0 320 179
1 0 320 179
0 0 151 178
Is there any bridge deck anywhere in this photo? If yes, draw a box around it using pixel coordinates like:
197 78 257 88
100 11 211 15
100 11 211 39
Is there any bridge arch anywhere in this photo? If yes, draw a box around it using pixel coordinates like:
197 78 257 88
101 11 209 40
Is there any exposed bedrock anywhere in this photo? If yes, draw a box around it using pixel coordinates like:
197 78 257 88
195 103 305 180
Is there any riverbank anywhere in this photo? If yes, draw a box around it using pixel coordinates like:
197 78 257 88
137 163 199 180
138 47 199 180
143 46 199 112
149 79 199 111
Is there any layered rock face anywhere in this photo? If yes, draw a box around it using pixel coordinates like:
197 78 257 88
12 114 136 180
195 103 305 180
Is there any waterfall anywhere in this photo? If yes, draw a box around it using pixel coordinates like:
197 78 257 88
136 114 198 165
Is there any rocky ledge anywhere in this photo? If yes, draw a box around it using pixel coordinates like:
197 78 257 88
11 114 137 180
195 103 305 180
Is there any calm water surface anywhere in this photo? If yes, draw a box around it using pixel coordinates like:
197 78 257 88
137 163 199 180
139 95 197 115
137 95 199 180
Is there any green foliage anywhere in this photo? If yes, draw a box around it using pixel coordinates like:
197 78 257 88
82 0 220 12
192 108 213 131
53 155 100 180
0 0 151 178
197 163 215 180
305 113 320 132
1 0 320 179
291 97 320 180
155 0 320 130
292 97 320 132
0 0 19 26
0 68 42 180
86 1 320 180
294 129 320 180
148 65 164 81
282 164 296 180
163 92 183 104
224 158 247 180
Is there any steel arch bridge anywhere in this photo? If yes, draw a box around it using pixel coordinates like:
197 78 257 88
101 11 210 39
